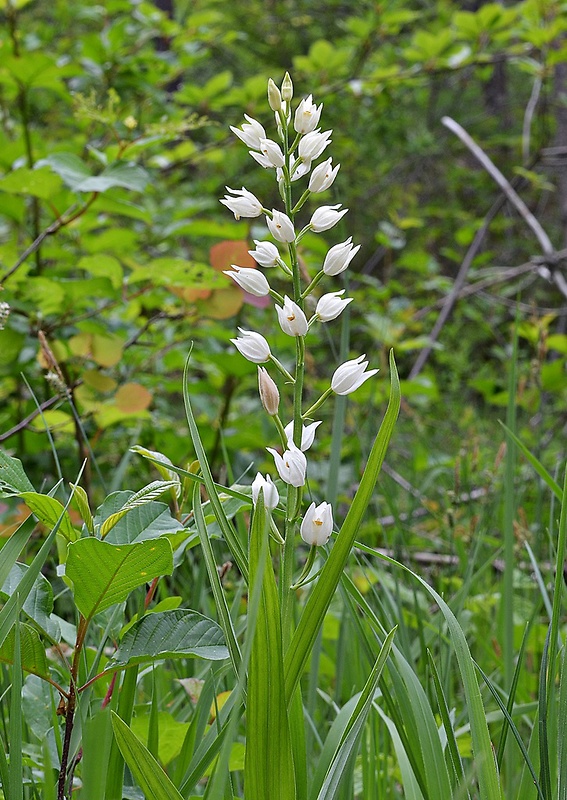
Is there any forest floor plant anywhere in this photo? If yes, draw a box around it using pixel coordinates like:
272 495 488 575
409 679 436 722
1 72 566 800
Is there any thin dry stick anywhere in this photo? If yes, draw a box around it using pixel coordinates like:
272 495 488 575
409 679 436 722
442 116 555 256
409 199 501 378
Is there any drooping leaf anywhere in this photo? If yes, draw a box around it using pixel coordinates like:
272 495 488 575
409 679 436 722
0 451 35 494
0 622 50 680
106 609 228 668
1 563 60 641
19 492 77 542
95 490 184 543
37 153 148 193
66 537 173 620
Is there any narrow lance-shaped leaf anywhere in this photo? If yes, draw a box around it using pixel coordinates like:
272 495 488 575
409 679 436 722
245 495 296 800
111 712 185 800
285 350 400 703
66 537 173 621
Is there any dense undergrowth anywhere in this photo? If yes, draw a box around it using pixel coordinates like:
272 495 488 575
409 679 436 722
0 0 566 798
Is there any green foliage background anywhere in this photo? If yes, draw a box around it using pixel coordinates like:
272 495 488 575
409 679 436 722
1 0 565 507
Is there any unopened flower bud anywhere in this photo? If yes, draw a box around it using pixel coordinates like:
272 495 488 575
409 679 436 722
223 266 270 297
258 367 280 415
310 204 348 233
267 78 282 112
230 328 271 363
331 355 378 395
281 72 293 102
252 472 279 510
315 290 353 322
300 501 333 546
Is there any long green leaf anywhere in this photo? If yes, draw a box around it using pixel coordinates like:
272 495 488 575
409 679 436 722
183 351 248 580
245 496 296 800
111 711 184 800
365 549 503 800
558 644 567 800
8 597 23 800
314 627 396 800
192 483 241 672
428 650 471 799
284 350 400 703
498 422 563 502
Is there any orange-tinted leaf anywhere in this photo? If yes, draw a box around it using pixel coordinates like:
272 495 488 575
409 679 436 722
199 286 243 319
209 240 255 272
114 382 153 413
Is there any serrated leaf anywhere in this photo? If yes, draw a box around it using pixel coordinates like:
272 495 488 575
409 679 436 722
66 537 173 620
0 622 50 680
19 492 77 542
106 609 228 669
0 451 35 494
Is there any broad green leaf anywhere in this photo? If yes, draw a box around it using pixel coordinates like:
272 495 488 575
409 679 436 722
106 609 228 668
66 537 173 620
0 622 50 680
245 497 296 800
100 482 179 538
111 712 185 800
284 350 400 703
0 167 62 199
78 254 123 289
37 153 148 193
1 563 60 641
0 450 35 494
95 491 185 544
19 492 77 542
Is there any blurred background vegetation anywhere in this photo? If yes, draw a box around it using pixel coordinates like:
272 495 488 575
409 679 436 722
0 0 565 548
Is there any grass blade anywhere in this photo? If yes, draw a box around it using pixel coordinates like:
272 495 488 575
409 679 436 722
313 627 396 800
192 483 241 673
183 350 248 580
111 711 184 800
245 496 296 800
